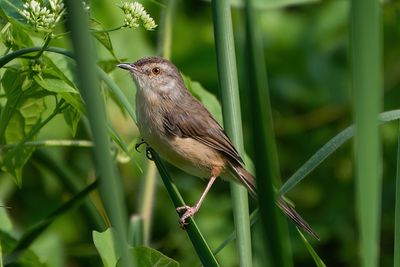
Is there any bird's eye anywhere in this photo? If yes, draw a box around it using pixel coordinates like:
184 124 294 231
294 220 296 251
152 67 161 75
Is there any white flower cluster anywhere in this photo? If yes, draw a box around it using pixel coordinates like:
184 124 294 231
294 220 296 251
120 2 157 31
20 0 65 32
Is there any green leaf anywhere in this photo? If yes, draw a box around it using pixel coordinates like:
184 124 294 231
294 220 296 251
0 201 12 233
0 0 27 26
42 55 76 89
3 97 44 180
19 97 46 134
90 19 118 60
297 228 326 267
94 229 179 267
1 20 34 49
93 228 119 267
182 75 223 124
99 59 124 73
33 75 84 112
63 105 81 136
33 76 78 94
131 246 179 267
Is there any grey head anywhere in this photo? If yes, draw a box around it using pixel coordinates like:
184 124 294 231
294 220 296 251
117 57 186 98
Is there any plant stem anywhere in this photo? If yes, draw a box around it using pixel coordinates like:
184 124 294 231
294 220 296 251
211 1 252 266
394 122 400 267
350 0 382 266
244 0 291 265
63 2 132 267
0 139 93 149
157 0 176 60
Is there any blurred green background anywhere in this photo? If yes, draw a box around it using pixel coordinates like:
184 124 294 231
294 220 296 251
1 0 400 266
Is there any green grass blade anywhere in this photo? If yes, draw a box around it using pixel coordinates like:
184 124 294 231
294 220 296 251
296 228 326 267
395 122 400 267
350 1 382 266
244 0 291 265
278 110 400 196
151 152 219 267
63 2 132 267
211 1 252 266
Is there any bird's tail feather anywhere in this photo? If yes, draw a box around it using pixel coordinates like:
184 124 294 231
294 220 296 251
230 163 319 240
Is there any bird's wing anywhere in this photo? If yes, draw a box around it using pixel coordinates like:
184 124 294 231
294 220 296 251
162 100 243 165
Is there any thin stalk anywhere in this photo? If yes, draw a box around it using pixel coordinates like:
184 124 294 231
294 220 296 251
129 215 144 246
350 1 382 267
244 0 290 266
395 122 400 267
63 2 132 267
1 139 93 149
137 161 157 246
157 0 176 60
211 1 252 266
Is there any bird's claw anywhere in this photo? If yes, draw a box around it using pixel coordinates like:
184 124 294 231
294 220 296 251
176 205 198 229
145 146 153 161
135 139 153 161
135 139 146 152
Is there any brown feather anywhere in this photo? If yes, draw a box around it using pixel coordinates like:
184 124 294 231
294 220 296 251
162 95 243 165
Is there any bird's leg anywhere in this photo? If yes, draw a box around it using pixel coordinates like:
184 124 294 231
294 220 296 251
176 167 221 228
135 138 153 160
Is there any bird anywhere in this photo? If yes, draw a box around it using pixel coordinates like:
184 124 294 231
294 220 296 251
117 56 319 239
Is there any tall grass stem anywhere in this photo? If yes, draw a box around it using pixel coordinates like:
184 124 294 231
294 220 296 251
211 1 252 266
350 1 382 266
63 2 132 266
244 0 292 265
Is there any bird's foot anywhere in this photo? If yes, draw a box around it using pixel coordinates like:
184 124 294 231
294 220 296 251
135 138 146 152
176 205 199 228
145 146 153 161
135 139 153 161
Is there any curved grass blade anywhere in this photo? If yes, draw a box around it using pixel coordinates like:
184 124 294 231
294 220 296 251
278 110 400 196
296 228 326 267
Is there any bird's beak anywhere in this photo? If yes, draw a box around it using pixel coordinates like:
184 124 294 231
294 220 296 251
117 63 138 72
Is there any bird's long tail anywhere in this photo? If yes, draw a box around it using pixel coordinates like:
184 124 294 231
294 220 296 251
230 163 319 240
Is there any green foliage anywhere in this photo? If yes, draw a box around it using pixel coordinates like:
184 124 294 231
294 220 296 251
93 228 179 267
